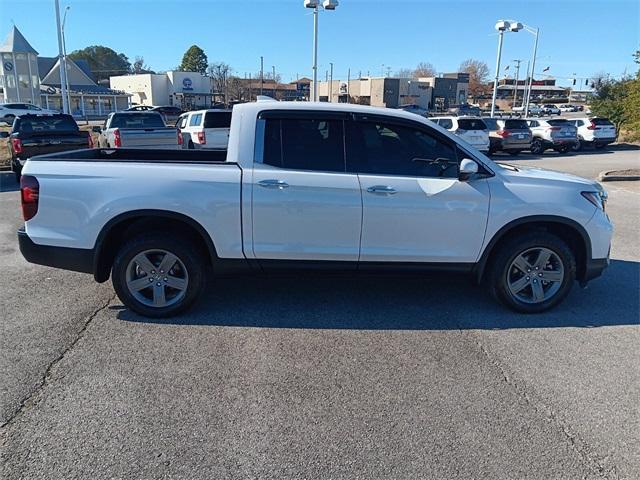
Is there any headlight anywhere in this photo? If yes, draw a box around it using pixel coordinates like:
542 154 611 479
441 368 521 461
581 190 608 211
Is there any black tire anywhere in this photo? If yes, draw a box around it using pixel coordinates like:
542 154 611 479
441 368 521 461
530 138 545 155
112 233 206 318
14 170 21 183
554 146 569 154
488 232 576 313
187 140 194 150
572 139 582 152
594 143 606 150
508 150 521 156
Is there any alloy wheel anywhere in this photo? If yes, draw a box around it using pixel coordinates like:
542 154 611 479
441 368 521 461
125 249 189 308
506 247 564 304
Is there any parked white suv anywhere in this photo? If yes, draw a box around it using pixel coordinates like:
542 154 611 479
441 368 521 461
569 117 617 151
430 116 490 152
0 103 57 125
526 118 578 154
178 109 232 149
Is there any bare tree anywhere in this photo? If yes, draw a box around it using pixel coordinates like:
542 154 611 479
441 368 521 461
226 76 246 102
208 62 231 104
459 58 490 100
413 62 436 78
132 56 154 74
395 68 414 78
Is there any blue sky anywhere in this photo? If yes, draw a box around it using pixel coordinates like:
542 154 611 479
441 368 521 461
1 0 638 87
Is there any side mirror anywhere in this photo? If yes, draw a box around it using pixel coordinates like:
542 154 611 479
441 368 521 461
0 131 9 139
91 126 102 133
459 158 478 181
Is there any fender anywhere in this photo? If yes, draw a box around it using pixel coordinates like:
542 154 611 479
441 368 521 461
473 215 592 283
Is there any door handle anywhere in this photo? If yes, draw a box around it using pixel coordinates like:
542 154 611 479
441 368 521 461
366 185 397 194
258 179 289 189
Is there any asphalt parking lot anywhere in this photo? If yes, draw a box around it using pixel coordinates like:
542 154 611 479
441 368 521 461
1 147 639 479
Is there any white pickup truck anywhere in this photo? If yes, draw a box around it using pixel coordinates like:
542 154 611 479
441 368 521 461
94 111 178 149
18 101 612 317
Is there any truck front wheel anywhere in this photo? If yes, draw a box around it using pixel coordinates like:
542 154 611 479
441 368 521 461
488 232 576 313
112 233 205 318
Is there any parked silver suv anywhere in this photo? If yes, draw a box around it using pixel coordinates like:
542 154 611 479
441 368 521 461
526 118 577 154
483 118 532 155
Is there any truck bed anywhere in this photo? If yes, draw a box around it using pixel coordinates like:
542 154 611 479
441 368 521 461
29 148 229 164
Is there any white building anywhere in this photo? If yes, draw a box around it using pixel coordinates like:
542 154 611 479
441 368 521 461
0 26 130 115
110 71 218 110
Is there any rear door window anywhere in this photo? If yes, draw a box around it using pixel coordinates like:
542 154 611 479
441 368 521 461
547 119 571 127
110 113 166 129
592 118 614 126
204 112 232 128
262 117 345 172
457 118 487 130
17 115 78 132
438 118 453 129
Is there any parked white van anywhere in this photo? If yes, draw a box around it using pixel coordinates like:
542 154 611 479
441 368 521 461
177 109 232 149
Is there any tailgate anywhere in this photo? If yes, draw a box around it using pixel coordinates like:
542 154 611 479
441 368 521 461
120 128 178 149
20 133 89 157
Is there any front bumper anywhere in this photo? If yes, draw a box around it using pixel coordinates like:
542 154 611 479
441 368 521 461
18 228 94 274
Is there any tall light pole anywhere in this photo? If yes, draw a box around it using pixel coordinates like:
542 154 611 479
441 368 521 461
329 62 333 102
54 0 69 114
61 5 71 112
523 25 540 117
260 56 264 95
490 20 522 118
304 0 339 102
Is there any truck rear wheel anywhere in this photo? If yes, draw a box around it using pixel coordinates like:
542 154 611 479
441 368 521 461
488 232 576 313
112 233 205 318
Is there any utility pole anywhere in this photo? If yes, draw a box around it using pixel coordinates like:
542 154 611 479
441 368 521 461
272 65 276 82
347 68 351 103
512 59 522 109
329 62 333 102
386 66 391 78
260 56 264 95
54 0 69 114
248 72 252 101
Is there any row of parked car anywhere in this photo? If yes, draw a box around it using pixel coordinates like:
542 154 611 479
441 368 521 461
2 104 616 182
428 115 616 156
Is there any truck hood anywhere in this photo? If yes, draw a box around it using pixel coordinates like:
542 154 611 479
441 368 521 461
495 162 600 189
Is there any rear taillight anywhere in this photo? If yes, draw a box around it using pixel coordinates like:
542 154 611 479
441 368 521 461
197 131 206 144
497 130 511 138
587 122 597 130
177 130 183 145
113 128 121 147
20 175 39 221
87 132 94 148
11 138 22 154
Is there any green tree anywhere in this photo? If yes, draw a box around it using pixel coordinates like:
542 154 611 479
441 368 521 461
179 45 208 74
68 45 131 83
590 51 640 141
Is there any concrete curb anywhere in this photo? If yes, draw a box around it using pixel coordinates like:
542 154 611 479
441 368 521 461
598 170 640 182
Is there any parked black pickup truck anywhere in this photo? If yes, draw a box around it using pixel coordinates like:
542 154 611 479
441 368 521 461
1 114 92 180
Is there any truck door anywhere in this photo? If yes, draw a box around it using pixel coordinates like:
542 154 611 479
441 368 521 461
251 111 362 267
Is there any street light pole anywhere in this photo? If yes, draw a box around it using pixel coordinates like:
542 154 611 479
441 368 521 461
523 26 539 117
305 0 338 102
61 5 71 112
260 56 264 95
329 62 333 102
312 4 319 101
54 0 69 114
490 29 505 118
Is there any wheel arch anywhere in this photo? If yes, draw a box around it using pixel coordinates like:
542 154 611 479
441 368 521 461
475 215 591 284
92 209 218 283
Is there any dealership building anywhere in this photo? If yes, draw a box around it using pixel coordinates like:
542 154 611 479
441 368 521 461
314 73 469 111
